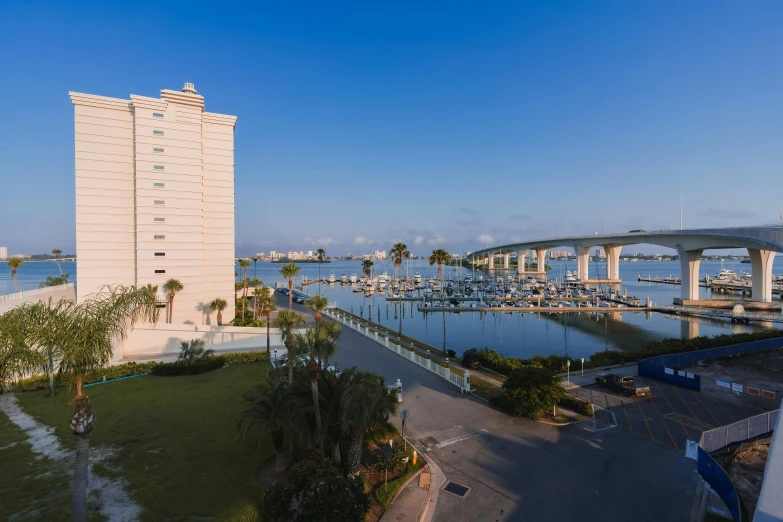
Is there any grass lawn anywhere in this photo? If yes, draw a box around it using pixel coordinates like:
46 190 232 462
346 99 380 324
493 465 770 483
0 411 73 521
13 362 274 521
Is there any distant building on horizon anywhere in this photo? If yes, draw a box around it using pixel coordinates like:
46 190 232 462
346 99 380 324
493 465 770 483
0 246 7 260
373 250 387 260
69 82 237 324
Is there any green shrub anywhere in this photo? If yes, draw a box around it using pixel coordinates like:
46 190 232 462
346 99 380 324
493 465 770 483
493 367 564 420
558 394 593 416
373 443 424 509
222 352 267 365
262 461 369 522
13 362 155 392
151 356 226 376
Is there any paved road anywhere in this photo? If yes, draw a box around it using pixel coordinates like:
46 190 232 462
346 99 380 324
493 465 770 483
280 297 699 521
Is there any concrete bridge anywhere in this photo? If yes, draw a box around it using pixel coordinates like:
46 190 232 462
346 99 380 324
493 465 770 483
471 225 783 303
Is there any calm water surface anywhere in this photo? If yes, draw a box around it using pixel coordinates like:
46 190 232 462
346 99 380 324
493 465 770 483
4 258 782 360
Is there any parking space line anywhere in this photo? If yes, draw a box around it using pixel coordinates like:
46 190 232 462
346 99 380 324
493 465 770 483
690 390 724 427
709 394 739 423
670 385 711 428
619 401 634 432
649 381 699 441
633 399 655 440
645 393 679 450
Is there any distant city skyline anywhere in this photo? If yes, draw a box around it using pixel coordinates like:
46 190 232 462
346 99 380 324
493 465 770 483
2 2 782 256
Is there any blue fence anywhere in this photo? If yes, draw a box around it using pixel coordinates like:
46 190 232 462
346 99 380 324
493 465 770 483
698 446 743 522
638 337 783 392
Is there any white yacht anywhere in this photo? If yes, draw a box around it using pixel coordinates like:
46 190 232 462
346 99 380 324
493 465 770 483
349 273 358 283
328 273 336 284
413 273 423 286
340 274 348 284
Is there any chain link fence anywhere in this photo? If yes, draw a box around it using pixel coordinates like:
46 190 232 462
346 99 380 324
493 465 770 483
700 409 779 453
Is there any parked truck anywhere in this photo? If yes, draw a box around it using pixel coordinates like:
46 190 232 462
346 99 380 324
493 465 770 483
595 373 651 397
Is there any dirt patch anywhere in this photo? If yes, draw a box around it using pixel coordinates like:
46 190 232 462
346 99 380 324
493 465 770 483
691 351 783 409
0 394 141 521
724 439 770 516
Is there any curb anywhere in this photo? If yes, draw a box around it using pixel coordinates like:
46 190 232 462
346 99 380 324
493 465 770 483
536 407 589 426
382 465 426 512
418 448 447 522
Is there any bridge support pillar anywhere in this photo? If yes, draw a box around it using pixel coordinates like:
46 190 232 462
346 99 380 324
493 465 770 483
574 245 589 281
503 254 510 270
488 254 495 270
749 248 775 302
535 247 547 273
603 245 622 280
517 250 526 275
677 245 703 301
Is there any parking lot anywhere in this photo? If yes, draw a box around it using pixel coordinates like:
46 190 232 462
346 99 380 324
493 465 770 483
570 377 771 450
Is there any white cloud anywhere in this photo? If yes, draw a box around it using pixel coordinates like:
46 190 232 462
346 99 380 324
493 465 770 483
428 234 447 245
478 234 494 244
354 236 375 246
414 236 425 245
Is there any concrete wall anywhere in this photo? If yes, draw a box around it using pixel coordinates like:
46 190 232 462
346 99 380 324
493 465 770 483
0 284 76 315
118 323 286 362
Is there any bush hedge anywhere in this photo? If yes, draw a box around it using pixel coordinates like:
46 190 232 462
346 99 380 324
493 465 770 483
558 394 593 416
491 367 564 420
12 352 268 391
474 329 783 377
151 356 226 376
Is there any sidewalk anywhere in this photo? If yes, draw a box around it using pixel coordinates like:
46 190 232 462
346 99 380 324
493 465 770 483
379 454 447 522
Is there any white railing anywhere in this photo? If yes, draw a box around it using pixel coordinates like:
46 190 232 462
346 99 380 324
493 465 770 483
325 308 470 390
700 409 779 453
0 283 75 303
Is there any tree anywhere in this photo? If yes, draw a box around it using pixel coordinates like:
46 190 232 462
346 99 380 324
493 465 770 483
345 373 398 476
210 297 228 326
8 258 23 293
305 295 329 323
141 284 160 322
251 256 259 278
361 259 374 278
390 242 410 336
11 285 155 520
279 262 301 310
237 379 297 472
238 258 251 297
246 278 262 320
0 307 43 394
429 249 452 354
272 310 305 384
316 248 326 295
262 461 369 522
252 287 266 320
255 290 276 369
495 367 564 420
52 249 63 275
319 367 368 466
39 274 69 288
163 279 184 324
177 339 213 365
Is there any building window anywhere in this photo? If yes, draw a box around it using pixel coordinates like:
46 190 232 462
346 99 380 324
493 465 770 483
153 112 164 118
153 147 164 153
154 252 165 257
153 165 164 171
154 200 165 206
154 217 165 222
154 235 165 240
154 269 166 274
153 130 164 135
154 182 164 188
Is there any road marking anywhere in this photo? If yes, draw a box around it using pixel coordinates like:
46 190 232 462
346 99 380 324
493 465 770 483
435 429 489 448
647 381 697 441
645 388 679 450
671 385 712 431
690 390 723 427
710 394 739 423
663 412 714 432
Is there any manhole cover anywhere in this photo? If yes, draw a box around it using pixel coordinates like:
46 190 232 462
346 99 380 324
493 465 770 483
443 481 471 498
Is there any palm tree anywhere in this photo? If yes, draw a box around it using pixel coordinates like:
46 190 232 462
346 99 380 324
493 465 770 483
314 319 341 370
252 287 265 321
305 295 329 323
0 307 44 394
8 258 23 293
346 373 398 476
238 259 252 298
141 284 159 322
237 379 296 472
210 297 228 326
429 249 453 354
316 248 326 295
27 285 154 521
279 262 301 310
319 367 363 466
163 279 184 324
272 310 304 384
234 282 244 303
251 256 259 279
390 242 410 336
361 259 374 278
255 290 276 369
177 339 213 364
52 249 63 275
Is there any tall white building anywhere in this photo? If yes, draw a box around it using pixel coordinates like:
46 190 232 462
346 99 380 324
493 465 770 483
69 83 237 324
0 247 7 260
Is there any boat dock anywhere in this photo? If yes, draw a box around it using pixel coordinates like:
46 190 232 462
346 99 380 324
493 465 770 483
656 304 783 324
418 305 652 313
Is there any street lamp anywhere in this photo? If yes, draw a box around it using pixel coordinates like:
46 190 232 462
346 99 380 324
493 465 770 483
273 349 278 367
678 192 684 230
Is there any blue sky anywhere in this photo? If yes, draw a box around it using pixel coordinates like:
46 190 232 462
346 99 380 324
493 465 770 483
1 1 782 257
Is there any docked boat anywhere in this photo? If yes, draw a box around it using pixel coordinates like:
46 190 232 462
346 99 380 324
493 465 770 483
328 273 336 284
350 273 358 283
340 274 348 284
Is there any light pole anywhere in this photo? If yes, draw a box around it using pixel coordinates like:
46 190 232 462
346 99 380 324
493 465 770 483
678 192 684 230
567 359 571 384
